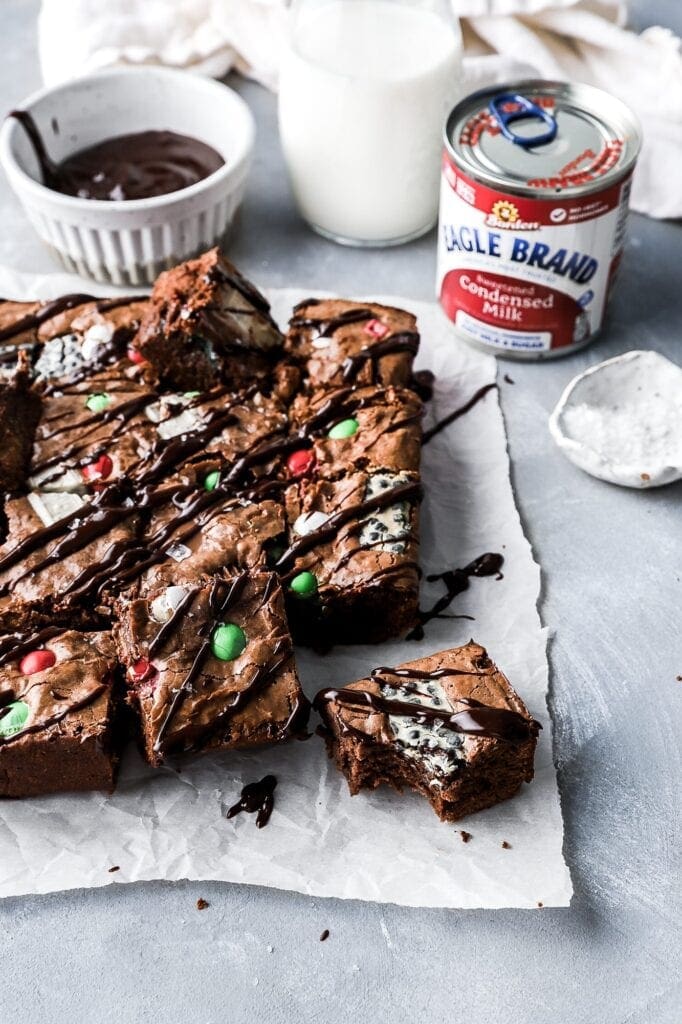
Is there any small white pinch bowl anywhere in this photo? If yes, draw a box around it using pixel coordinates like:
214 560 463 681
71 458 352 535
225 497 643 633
0 67 255 286
549 350 682 488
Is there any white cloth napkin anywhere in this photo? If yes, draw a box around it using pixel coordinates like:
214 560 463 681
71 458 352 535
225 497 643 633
37 0 682 218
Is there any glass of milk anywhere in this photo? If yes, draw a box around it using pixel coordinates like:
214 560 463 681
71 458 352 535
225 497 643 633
278 0 463 247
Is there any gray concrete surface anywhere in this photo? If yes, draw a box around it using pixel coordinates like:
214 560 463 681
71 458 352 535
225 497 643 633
0 1 680 1021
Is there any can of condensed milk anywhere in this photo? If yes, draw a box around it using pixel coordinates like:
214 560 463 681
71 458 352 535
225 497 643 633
437 80 641 359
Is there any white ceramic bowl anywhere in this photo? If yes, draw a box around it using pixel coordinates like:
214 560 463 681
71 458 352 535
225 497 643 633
0 67 255 285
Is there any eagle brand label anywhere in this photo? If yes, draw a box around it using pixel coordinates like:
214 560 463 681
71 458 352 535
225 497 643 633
437 82 641 359
437 160 633 355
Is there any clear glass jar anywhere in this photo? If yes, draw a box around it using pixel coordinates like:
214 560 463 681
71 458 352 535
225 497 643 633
278 0 463 247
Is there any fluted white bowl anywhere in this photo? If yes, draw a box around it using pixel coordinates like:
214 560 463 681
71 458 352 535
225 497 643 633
0 67 255 285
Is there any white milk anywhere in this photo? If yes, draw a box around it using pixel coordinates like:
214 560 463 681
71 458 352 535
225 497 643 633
278 0 462 245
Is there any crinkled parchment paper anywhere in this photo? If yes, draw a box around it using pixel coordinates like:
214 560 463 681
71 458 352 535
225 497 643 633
0 268 571 908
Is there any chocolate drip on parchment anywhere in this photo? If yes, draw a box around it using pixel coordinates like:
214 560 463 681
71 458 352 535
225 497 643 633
422 383 497 444
226 774 277 828
407 552 504 641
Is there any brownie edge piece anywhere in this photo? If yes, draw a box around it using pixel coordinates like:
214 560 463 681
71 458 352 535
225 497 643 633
0 630 120 798
314 642 539 823
133 247 283 391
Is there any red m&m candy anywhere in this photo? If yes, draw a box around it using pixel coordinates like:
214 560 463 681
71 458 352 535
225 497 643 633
130 659 155 682
364 319 388 338
127 346 146 365
19 649 56 675
287 449 315 478
82 454 114 483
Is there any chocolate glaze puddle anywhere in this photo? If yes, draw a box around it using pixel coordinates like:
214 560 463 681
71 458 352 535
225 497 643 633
407 552 504 641
226 774 277 828
8 111 224 201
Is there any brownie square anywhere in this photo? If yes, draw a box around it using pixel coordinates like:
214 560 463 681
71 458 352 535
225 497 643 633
0 629 120 798
133 248 283 391
281 471 421 645
31 296 148 389
29 382 159 494
315 642 539 822
125 493 285 597
0 495 140 630
288 384 422 481
285 298 419 391
114 571 309 765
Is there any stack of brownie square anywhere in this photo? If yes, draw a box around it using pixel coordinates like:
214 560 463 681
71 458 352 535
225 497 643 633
0 248 429 797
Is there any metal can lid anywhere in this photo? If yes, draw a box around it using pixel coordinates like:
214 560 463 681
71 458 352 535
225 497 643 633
446 79 641 198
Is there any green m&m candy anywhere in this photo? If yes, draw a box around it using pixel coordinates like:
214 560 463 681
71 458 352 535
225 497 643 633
211 623 246 661
204 470 221 491
289 571 318 598
85 393 111 414
0 700 29 738
328 418 359 440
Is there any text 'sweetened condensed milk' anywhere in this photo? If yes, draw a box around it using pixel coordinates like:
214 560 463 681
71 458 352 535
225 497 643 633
437 80 641 359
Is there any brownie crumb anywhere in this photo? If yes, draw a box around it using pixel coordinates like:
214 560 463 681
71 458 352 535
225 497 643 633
676 675 681 682
196 898 209 910
503 374 515 385
108 865 120 873
320 929 330 942
460 830 472 843
640 472 650 481
501 840 511 849
537 901 544 908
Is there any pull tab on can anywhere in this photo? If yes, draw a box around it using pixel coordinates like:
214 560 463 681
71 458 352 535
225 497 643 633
489 92 558 148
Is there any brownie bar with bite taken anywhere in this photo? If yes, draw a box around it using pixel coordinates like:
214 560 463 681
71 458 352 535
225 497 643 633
133 247 283 391
315 642 540 822
285 298 419 392
0 628 120 797
114 570 309 766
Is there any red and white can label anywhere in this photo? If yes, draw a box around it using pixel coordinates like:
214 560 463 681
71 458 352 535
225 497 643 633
437 159 632 354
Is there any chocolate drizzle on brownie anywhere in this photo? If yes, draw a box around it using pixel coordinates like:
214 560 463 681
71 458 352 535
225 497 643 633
341 332 420 384
0 293 97 343
226 774 277 828
148 573 297 755
314 681 538 745
275 480 422 573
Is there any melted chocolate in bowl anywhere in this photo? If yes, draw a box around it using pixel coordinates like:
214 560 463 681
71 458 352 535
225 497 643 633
8 111 225 201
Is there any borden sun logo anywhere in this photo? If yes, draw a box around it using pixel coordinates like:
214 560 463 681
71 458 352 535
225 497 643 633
491 199 519 224
486 199 539 231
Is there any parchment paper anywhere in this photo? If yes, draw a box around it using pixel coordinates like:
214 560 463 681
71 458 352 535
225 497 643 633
0 268 571 907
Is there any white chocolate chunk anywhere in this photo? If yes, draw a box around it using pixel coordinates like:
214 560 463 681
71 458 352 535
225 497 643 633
293 510 329 536
27 490 85 526
150 586 189 622
81 322 114 362
145 394 205 439
165 542 192 563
